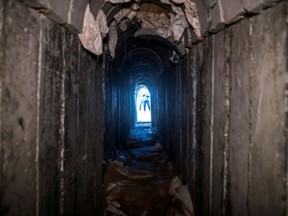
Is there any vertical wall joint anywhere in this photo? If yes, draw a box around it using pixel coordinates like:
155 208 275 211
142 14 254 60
222 27 231 216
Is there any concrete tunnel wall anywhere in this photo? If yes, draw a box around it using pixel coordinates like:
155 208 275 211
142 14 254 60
0 0 105 215
0 0 288 216
103 3 288 215
165 3 288 216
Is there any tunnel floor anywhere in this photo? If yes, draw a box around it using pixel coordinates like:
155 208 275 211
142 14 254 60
104 127 194 216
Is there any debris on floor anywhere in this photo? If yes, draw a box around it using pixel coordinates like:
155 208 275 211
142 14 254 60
104 128 194 216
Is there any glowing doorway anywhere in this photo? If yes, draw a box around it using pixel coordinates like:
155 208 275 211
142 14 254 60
136 86 151 122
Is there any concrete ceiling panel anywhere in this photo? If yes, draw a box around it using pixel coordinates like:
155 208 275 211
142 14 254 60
221 0 245 24
134 28 186 56
209 0 226 33
66 0 89 33
20 0 71 25
89 0 105 18
241 0 281 13
40 0 71 24
193 0 209 36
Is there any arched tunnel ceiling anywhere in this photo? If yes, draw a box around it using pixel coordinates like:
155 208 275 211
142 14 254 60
101 0 194 79
118 47 161 87
23 0 278 59
77 0 202 58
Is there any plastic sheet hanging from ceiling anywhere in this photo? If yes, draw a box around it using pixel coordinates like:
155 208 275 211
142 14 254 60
79 0 201 57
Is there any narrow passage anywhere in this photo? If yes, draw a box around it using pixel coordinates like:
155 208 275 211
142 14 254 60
104 127 194 216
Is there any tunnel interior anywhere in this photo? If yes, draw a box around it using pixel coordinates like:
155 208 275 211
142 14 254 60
1 0 288 215
135 84 152 123
103 1 186 159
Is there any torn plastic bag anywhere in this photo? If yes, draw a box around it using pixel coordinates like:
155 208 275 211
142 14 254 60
78 5 103 55
78 7 109 55
171 6 188 42
169 177 194 216
97 9 109 38
108 21 118 58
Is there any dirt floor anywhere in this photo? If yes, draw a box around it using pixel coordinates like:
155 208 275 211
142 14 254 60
104 127 194 216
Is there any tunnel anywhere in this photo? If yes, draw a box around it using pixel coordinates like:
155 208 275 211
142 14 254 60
0 0 288 215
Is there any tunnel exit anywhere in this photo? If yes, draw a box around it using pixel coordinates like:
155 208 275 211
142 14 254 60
135 85 151 123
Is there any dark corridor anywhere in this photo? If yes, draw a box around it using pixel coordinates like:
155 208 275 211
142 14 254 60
1 0 288 216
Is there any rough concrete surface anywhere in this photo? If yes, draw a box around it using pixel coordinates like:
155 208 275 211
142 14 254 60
1 1 39 215
249 3 287 215
228 18 250 216
0 1 105 216
0 0 287 216
199 36 213 216
211 30 226 216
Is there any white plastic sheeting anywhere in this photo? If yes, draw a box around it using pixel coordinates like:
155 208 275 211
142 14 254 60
171 6 188 41
98 9 109 38
105 0 131 4
171 0 185 4
78 0 201 56
78 6 108 55
108 21 118 58
78 5 102 55
169 177 194 216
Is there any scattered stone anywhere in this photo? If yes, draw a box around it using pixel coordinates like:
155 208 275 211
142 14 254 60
104 128 194 216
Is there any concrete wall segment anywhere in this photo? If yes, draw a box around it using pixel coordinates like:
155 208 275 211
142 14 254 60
248 3 287 215
1 1 40 215
199 36 213 216
241 0 283 13
211 30 226 216
228 18 250 216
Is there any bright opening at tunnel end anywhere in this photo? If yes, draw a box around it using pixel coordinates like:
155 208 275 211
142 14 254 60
136 86 152 123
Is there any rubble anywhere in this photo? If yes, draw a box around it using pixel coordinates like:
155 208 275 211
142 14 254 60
104 128 194 216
